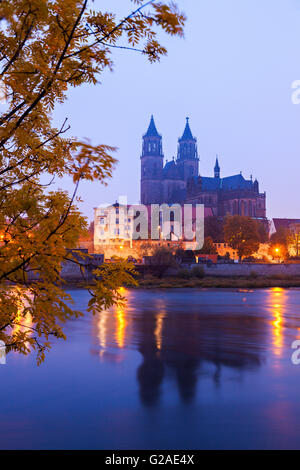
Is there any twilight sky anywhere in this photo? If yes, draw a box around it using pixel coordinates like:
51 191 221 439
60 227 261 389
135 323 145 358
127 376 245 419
52 0 300 221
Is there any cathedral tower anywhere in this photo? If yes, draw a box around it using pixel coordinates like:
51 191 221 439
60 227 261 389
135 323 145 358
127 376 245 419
140 115 164 205
176 118 199 181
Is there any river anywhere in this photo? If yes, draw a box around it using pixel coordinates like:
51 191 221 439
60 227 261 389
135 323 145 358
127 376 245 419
1 287 300 449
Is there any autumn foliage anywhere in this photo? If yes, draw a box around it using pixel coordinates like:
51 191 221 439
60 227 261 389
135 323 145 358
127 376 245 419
0 0 185 362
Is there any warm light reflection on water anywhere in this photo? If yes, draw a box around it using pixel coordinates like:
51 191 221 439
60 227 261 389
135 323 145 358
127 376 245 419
116 305 126 349
13 313 33 336
3 288 300 449
154 301 166 351
96 310 109 357
94 288 130 355
269 287 285 356
11 291 33 341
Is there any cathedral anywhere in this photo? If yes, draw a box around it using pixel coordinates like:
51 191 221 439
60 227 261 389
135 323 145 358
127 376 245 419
140 116 266 219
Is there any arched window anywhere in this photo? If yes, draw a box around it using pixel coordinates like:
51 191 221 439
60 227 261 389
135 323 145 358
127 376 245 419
233 200 237 214
241 200 245 216
248 201 252 216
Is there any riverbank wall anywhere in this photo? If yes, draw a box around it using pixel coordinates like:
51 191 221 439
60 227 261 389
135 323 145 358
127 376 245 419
186 263 300 277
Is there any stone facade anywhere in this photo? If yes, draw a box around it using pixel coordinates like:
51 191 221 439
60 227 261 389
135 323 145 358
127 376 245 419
140 116 267 219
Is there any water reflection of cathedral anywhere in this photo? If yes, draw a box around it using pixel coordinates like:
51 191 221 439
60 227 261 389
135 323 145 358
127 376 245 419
134 304 265 406
92 290 274 407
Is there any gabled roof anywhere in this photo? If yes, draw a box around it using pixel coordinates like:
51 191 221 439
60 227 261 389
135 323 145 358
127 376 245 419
192 173 254 192
201 177 221 191
272 218 300 232
144 115 160 138
221 174 253 190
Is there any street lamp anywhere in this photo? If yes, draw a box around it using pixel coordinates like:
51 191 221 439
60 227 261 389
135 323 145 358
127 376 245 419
274 247 280 262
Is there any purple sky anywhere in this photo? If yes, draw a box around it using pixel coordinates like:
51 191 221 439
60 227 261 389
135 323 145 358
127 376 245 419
51 0 300 222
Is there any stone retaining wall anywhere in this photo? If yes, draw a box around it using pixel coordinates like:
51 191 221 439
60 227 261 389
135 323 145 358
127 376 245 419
202 263 300 277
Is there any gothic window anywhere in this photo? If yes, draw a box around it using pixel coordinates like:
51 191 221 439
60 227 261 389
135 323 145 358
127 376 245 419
241 200 245 216
233 200 237 214
249 201 252 216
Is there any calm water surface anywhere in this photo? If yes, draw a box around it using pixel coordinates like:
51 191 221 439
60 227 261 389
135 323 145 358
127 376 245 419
1 287 300 449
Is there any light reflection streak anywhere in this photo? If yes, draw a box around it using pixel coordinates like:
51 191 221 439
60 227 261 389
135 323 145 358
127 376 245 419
116 305 126 349
154 300 166 352
154 312 165 351
115 288 130 349
95 288 130 355
97 310 110 357
12 290 33 341
269 287 285 356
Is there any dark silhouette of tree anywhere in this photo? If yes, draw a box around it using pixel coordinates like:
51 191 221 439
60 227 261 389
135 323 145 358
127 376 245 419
224 215 260 261
204 216 224 242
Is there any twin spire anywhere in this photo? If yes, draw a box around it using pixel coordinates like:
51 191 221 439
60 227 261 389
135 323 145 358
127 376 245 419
144 115 195 141
144 114 160 137
179 117 195 141
144 116 221 175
